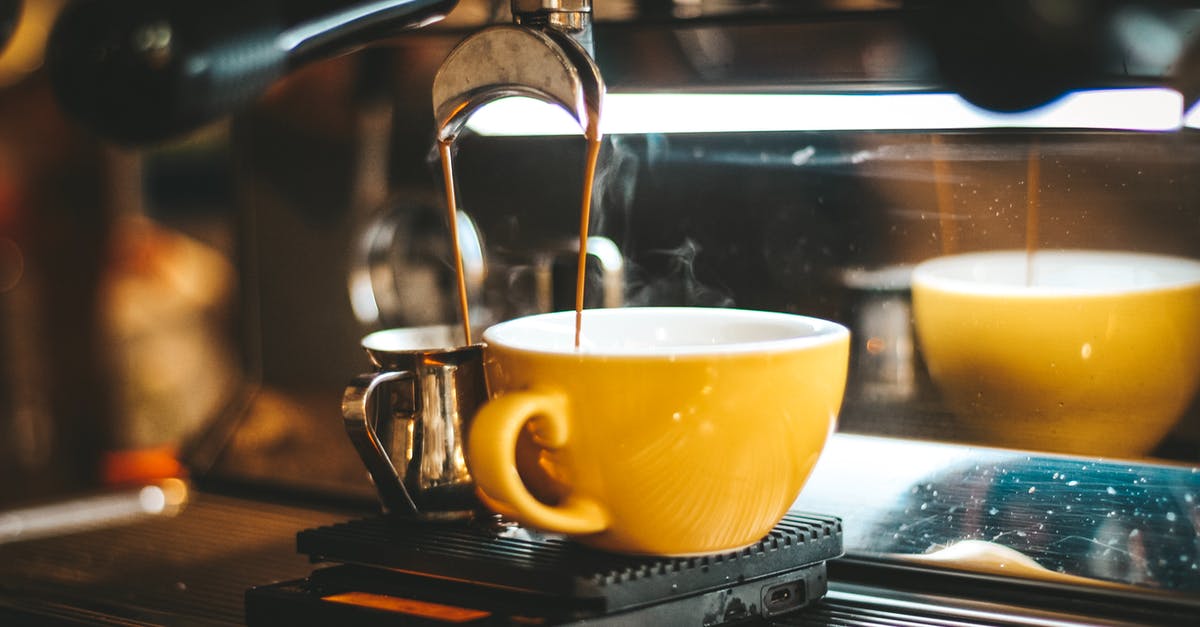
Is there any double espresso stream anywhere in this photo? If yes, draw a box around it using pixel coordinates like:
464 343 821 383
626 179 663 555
438 116 603 348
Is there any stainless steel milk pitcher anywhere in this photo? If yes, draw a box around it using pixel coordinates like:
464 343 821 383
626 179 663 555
342 326 487 520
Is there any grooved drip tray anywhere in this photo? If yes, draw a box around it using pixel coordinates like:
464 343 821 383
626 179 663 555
246 511 843 625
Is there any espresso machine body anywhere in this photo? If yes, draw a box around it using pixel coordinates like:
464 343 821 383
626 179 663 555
2 1 1199 625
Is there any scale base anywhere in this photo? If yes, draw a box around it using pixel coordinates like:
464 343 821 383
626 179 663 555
246 511 843 625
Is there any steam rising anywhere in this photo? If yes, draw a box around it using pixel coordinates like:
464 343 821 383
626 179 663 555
590 135 639 238
589 136 735 309
625 238 736 308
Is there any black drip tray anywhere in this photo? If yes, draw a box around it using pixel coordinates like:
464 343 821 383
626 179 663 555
284 511 843 618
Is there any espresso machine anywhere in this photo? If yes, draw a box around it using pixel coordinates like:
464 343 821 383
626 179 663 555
2 1 1200 625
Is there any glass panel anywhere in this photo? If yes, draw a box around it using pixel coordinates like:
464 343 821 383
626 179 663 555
797 434 1200 594
451 129 1200 463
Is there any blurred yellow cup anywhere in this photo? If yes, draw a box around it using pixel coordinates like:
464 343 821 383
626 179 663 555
913 250 1200 457
467 307 849 555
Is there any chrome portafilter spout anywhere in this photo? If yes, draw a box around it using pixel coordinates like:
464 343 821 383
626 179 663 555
511 0 595 57
432 0 604 142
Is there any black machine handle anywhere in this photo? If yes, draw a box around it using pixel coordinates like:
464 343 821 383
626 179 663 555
46 0 458 145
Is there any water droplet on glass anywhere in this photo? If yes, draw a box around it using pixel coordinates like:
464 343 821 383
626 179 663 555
1067 480 1079 487
1166 512 1178 522
1028 487 1037 494
1107 487 1117 495
989 507 999 516
790 146 816 166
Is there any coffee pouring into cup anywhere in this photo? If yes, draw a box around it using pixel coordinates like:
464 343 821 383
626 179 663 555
344 0 605 523
343 0 852 555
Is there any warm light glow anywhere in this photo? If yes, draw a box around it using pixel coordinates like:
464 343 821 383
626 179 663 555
466 88 1184 136
161 477 190 508
0 0 69 86
0 484 187 545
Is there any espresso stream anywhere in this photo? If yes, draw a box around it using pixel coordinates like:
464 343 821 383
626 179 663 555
575 119 603 347
1024 140 1040 286
438 114 603 348
934 138 1042 287
437 139 474 345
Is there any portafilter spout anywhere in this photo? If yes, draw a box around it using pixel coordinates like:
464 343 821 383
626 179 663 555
432 0 603 142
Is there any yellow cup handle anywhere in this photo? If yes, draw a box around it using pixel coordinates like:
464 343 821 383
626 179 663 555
468 389 608 535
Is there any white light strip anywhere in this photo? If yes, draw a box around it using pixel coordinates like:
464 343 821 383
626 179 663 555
465 88 1183 136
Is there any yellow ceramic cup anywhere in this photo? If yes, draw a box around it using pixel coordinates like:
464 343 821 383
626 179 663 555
913 250 1200 457
467 307 849 555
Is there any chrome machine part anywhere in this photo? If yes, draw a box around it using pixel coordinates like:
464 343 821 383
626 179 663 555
45 0 460 145
432 1 603 141
342 334 487 520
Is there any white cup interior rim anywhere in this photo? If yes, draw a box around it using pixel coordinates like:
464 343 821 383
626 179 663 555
913 250 1200 296
482 307 848 356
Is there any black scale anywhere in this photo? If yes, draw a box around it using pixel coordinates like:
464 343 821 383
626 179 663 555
245 511 843 625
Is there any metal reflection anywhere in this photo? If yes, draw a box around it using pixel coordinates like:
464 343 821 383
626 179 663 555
795 434 1199 594
0 480 188 545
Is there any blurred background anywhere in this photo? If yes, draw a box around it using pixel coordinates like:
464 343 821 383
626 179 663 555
1 0 1198 509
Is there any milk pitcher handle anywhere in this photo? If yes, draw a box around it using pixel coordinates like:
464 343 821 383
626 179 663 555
467 389 608 534
342 370 420 516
